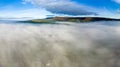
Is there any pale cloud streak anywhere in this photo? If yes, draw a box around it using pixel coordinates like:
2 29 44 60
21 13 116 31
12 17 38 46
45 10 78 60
0 8 52 19
113 0 120 4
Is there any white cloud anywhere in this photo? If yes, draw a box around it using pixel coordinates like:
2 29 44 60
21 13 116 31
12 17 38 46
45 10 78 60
23 0 97 15
113 0 120 4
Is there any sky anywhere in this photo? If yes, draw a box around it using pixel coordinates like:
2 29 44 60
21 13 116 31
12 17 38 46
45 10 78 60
0 0 120 18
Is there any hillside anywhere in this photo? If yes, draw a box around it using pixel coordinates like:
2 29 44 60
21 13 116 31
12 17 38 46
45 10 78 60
53 16 120 22
22 16 120 23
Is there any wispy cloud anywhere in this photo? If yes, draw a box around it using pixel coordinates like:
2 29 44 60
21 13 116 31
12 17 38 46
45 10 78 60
0 8 52 19
113 0 120 4
23 0 97 15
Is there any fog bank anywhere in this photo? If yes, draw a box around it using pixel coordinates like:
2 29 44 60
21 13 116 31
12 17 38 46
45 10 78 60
0 21 120 67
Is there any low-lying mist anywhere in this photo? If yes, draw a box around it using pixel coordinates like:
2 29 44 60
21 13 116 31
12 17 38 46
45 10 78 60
0 21 120 67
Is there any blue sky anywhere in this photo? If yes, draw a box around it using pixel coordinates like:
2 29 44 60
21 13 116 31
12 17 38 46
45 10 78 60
0 0 120 18
76 0 120 10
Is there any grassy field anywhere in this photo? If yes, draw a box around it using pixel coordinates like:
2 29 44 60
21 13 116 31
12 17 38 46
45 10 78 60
30 19 56 23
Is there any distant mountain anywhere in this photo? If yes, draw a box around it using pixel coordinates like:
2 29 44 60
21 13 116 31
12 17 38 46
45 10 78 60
22 16 120 24
52 16 120 22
